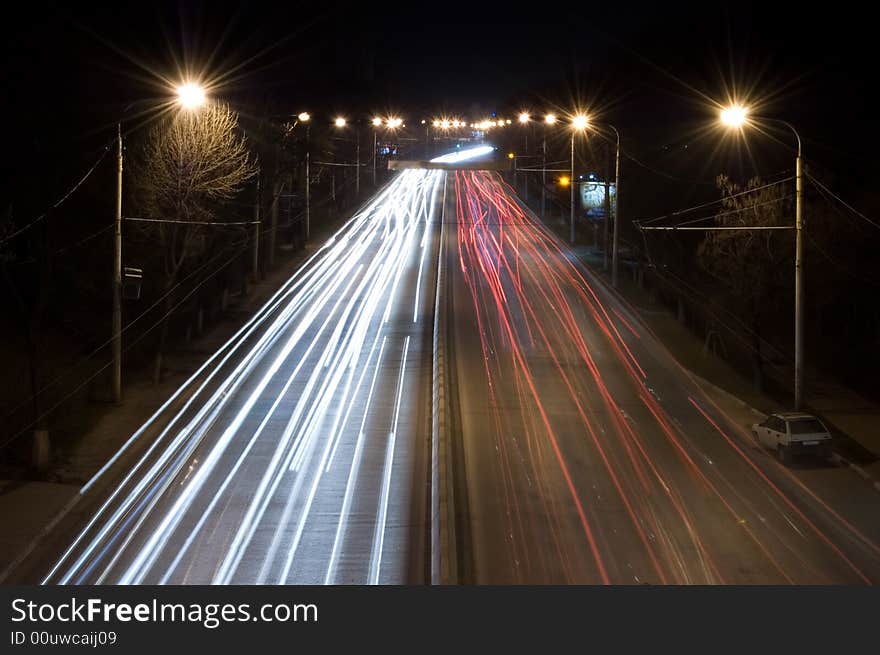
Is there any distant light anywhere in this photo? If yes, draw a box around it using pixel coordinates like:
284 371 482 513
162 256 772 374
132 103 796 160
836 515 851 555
387 117 403 128
441 120 450 129
519 112 530 123
506 119 512 124
545 113 557 125
507 152 515 159
720 104 749 128
433 119 441 128
298 112 311 122
420 119 426 124
452 120 461 128
559 175 570 187
430 145 495 164
176 83 206 109
334 117 347 128
372 117 383 127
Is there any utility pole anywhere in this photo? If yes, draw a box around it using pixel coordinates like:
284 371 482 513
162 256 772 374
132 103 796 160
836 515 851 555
112 123 123 404
305 124 310 241
541 132 547 220
570 133 576 244
794 135 803 410
270 178 280 268
373 128 379 186
356 127 361 196
603 149 610 271
252 170 261 281
610 125 621 288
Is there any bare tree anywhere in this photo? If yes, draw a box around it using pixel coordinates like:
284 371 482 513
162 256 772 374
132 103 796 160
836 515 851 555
697 174 791 391
132 103 257 383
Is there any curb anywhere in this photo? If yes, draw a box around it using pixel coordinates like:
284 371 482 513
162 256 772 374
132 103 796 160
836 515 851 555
829 452 880 494
687 372 768 421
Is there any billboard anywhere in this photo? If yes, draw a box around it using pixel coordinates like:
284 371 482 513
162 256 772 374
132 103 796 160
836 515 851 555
580 181 616 219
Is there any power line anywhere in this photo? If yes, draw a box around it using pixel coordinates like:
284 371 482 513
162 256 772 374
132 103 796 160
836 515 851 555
635 177 794 226
0 235 252 452
807 172 880 231
0 144 113 247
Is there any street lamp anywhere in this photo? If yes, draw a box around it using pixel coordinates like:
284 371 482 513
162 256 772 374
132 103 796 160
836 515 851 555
295 111 311 240
372 117 383 185
175 83 206 110
333 117 360 195
541 114 557 219
719 104 805 409
569 114 590 244
111 83 206 403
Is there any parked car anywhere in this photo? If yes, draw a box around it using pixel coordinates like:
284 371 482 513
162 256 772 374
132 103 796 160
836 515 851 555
751 412 833 463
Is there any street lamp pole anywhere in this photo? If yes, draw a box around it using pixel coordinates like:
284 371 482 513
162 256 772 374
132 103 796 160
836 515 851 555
112 122 123 403
541 131 547 220
570 132 576 244
305 124 310 240
608 125 621 288
719 107 804 409
785 121 804 410
356 126 360 196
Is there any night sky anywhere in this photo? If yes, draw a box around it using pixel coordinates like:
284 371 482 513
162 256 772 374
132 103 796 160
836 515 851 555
4 1 877 200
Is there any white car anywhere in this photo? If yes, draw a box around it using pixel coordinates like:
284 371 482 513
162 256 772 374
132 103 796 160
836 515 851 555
751 412 833 463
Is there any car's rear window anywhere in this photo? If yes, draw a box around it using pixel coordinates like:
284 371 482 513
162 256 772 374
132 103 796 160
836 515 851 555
788 419 826 434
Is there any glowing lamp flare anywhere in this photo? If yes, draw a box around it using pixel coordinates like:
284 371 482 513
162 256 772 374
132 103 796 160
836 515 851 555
298 112 311 122
572 114 589 130
545 113 557 125
334 117 347 128
372 117 383 127
176 83 206 109
518 113 530 123
559 175 570 187
720 105 749 128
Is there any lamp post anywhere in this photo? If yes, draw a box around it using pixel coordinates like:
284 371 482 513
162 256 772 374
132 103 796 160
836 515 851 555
606 125 621 288
334 117 360 197
720 105 804 409
518 113 530 198
372 117 382 185
543 113 556 220
570 114 589 244
111 83 205 403
296 111 311 240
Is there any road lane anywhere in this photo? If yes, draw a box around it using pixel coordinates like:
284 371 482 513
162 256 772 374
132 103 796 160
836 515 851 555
40 169 444 585
448 170 880 584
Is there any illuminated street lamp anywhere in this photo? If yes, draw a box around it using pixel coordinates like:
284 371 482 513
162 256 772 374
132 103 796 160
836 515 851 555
175 83 206 109
112 82 206 403
372 117 383 184
569 114 590 244
333 117 359 195
719 104 805 409
518 112 530 124
540 113 558 219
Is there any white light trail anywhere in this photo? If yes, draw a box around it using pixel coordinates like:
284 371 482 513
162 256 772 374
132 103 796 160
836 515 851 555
430 145 495 164
45 168 444 585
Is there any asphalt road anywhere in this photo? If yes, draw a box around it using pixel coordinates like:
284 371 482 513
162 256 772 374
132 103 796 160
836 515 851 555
35 169 443 584
447 170 880 584
13 166 880 586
